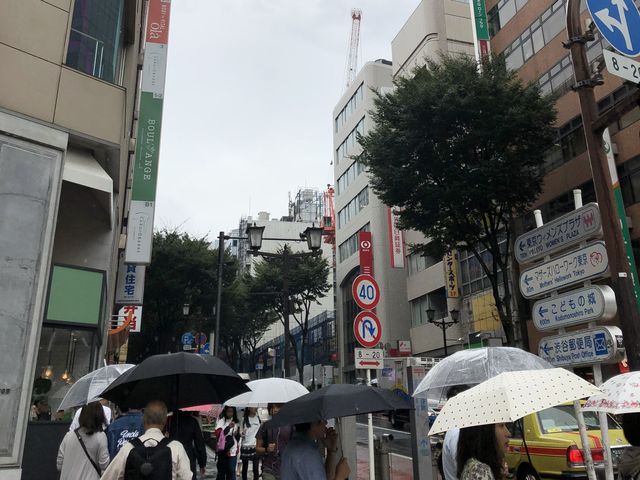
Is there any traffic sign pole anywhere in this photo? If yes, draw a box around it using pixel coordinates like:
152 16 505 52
366 368 375 480
566 0 640 372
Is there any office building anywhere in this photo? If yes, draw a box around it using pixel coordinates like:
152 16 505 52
0 0 145 476
333 59 412 381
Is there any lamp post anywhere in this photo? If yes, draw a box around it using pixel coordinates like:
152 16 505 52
565 0 640 370
245 223 324 378
426 308 459 357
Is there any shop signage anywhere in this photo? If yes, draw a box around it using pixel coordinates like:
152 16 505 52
115 252 145 305
388 208 405 268
443 250 459 298
358 231 373 275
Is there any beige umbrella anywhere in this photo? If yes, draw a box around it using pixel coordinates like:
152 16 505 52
429 368 601 435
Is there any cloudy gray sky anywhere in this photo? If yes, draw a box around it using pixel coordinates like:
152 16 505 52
155 0 419 238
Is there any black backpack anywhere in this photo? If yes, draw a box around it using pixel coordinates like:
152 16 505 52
124 437 172 480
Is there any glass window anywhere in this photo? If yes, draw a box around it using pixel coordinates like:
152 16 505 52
66 0 125 83
522 37 534 61
542 8 564 43
506 48 524 71
500 0 517 26
531 27 544 53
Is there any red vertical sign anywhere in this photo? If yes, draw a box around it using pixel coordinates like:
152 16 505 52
358 231 373 275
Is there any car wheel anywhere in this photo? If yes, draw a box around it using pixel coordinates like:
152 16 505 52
518 465 540 480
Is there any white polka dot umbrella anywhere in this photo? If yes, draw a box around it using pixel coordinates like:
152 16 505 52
429 368 601 435
583 372 640 414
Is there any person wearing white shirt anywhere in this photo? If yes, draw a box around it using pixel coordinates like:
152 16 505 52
101 400 192 480
441 385 470 480
240 408 261 480
70 400 112 431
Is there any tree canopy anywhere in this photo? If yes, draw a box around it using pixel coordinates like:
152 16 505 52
358 54 557 344
251 247 330 382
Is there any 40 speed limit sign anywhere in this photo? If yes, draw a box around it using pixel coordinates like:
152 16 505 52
352 274 380 310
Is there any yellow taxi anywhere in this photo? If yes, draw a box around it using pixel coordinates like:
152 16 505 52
506 403 629 480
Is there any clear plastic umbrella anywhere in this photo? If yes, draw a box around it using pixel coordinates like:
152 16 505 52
413 347 553 398
58 364 134 410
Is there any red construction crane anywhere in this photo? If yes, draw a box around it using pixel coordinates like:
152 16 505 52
321 185 336 249
345 8 362 88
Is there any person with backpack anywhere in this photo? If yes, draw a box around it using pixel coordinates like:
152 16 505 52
169 410 207 480
101 400 192 480
239 407 261 480
106 407 144 459
56 401 110 480
215 406 240 480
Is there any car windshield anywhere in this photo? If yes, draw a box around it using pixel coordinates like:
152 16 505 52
537 405 620 433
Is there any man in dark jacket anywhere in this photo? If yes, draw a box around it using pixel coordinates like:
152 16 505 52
169 410 207 480
105 407 144 459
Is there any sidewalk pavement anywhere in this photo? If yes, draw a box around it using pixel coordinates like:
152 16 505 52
356 444 413 480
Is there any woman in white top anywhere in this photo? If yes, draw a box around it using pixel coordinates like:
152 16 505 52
240 407 261 480
215 405 240 480
57 401 110 480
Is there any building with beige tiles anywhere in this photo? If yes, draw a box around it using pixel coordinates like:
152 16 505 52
0 0 145 477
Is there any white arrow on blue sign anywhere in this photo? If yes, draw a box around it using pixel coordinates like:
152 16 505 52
519 241 609 299
532 285 617 331
538 326 624 367
587 0 640 57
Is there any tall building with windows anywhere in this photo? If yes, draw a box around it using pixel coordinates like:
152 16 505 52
333 59 412 382
484 0 640 356
391 0 474 356
0 0 145 476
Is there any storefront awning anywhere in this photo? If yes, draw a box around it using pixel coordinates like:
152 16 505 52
62 148 113 226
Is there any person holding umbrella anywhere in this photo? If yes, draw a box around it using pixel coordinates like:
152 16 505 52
255 403 293 480
215 406 241 480
456 423 511 480
280 420 350 480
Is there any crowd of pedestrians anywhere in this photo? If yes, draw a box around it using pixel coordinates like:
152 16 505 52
55 399 345 479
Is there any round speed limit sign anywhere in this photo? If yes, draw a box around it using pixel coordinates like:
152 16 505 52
352 274 380 310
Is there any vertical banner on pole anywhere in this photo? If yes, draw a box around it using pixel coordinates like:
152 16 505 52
125 0 172 264
603 128 640 310
358 231 374 275
469 0 491 60
388 208 405 268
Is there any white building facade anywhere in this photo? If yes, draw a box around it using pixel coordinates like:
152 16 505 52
333 60 412 382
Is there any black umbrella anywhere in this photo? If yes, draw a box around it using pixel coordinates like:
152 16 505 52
268 384 411 427
100 352 250 409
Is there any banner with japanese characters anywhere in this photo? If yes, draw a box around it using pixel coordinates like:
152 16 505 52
387 208 405 268
115 252 145 305
443 250 459 298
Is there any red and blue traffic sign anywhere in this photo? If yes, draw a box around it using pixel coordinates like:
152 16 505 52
352 274 380 310
353 311 382 348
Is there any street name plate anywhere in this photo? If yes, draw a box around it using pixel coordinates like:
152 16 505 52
354 348 384 369
604 50 640 84
515 203 602 264
519 241 609 299
532 285 617 331
538 326 624 367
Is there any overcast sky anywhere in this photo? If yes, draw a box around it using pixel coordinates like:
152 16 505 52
155 0 420 238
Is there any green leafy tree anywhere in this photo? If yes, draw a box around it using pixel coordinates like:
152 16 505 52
127 229 236 362
252 248 330 382
358 54 556 345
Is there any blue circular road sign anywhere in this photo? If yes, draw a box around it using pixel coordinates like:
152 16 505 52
587 0 640 56
181 332 194 345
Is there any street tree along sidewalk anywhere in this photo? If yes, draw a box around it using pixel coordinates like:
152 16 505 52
358 54 557 346
252 249 331 383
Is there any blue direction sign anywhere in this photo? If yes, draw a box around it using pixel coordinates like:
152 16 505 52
515 203 601 264
587 0 640 57
538 326 624 367
181 332 194 345
202 342 210 355
532 285 617 331
519 241 609 299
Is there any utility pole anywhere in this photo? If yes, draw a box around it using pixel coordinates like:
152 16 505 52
282 246 291 378
214 231 224 356
565 0 640 369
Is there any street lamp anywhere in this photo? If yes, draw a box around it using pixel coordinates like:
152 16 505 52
213 223 324 375
182 303 190 316
427 308 459 357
